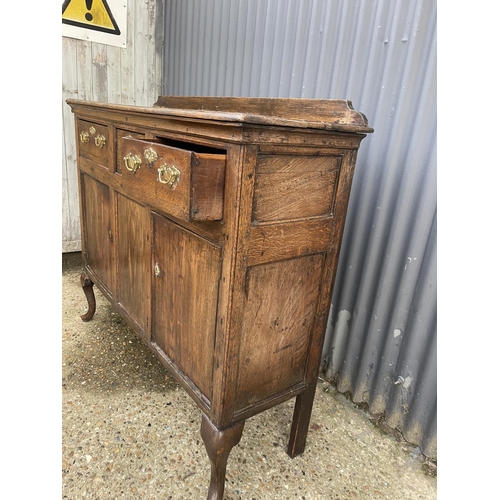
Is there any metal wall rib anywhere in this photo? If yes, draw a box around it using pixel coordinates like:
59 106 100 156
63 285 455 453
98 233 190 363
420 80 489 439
164 0 437 459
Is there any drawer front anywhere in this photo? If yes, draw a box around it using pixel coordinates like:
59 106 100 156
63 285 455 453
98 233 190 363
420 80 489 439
116 129 145 174
77 119 110 168
118 135 225 221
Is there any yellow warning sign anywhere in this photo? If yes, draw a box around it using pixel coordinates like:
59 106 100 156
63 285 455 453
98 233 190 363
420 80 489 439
62 0 120 35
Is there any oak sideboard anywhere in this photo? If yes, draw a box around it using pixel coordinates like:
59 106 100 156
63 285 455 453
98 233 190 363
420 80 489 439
67 96 373 500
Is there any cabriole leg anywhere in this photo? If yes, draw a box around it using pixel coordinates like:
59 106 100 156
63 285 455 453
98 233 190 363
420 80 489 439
200 414 245 500
80 272 96 322
287 384 317 458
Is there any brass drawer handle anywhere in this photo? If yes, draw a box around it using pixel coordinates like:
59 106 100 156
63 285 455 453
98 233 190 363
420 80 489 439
124 153 142 174
144 147 158 165
94 134 106 148
157 164 181 187
79 131 89 144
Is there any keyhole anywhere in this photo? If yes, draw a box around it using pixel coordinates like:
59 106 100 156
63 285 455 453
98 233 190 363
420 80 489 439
85 0 93 21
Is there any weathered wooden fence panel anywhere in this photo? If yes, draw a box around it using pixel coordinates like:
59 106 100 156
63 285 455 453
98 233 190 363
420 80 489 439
62 0 164 252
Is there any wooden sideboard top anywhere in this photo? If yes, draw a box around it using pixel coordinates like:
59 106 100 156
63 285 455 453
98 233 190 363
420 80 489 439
66 96 373 134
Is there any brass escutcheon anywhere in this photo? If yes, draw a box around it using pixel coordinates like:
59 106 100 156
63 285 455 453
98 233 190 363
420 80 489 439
94 134 106 148
79 131 89 144
154 263 161 277
157 164 181 187
124 153 142 174
89 126 96 135
144 147 158 166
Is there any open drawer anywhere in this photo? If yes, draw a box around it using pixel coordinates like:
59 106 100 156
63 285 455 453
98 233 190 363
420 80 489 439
117 135 226 221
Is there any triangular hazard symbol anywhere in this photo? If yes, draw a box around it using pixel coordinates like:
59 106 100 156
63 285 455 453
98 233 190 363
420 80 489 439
62 0 121 36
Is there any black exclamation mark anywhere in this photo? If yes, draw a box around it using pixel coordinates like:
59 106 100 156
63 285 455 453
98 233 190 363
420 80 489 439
85 0 93 22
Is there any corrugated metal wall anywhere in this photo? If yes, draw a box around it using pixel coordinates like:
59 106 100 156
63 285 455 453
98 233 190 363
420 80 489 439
164 0 436 459
62 0 165 252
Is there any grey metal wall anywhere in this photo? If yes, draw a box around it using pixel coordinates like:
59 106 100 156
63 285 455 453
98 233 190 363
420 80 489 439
164 0 437 459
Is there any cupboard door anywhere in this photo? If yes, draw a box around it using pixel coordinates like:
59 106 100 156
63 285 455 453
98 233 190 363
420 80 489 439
152 214 221 401
81 173 113 292
116 193 151 339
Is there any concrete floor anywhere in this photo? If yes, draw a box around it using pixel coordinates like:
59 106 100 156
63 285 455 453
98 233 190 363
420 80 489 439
62 252 437 499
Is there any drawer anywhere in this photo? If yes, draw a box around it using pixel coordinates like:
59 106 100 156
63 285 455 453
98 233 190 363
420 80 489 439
117 135 226 221
115 129 145 174
77 119 110 168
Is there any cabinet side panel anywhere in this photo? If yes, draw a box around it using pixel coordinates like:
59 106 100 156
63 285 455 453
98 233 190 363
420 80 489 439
234 254 325 411
152 214 221 402
116 193 151 339
81 173 113 290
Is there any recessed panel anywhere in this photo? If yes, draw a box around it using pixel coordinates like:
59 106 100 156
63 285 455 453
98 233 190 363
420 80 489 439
252 155 341 223
235 254 325 411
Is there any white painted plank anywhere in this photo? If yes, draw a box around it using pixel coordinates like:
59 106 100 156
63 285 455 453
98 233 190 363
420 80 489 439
120 0 135 104
62 36 81 252
107 45 122 103
76 39 93 100
91 43 108 103
134 0 151 105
